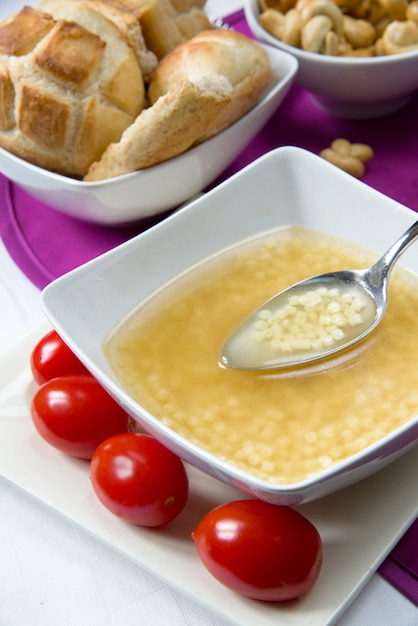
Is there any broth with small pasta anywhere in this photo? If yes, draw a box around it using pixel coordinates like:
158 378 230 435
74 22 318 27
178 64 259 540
105 226 418 485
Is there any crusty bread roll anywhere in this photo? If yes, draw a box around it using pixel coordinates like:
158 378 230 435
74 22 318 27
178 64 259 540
0 5 145 177
84 75 232 181
40 0 158 82
148 29 272 141
174 9 213 42
97 0 213 58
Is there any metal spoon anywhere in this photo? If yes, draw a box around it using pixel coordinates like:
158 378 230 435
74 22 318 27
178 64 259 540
220 220 418 371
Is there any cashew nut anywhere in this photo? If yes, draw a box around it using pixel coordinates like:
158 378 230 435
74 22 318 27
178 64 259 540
295 0 312 13
377 0 408 21
406 1 418 23
320 139 373 178
349 142 374 162
348 0 374 20
299 0 344 37
343 15 377 47
259 8 302 46
260 0 297 14
302 14 335 52
373 36 387 53
367 1 389 26
382 19 418 53
322 29 340 54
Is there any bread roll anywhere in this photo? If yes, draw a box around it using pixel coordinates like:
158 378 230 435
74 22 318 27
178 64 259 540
0 5 145 177
148 29 272 141
174 9 213 42
40 0 158 82
97 0 213 58
84 75 232 181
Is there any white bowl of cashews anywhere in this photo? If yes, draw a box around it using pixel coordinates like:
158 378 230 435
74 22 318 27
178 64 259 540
244 0 418 118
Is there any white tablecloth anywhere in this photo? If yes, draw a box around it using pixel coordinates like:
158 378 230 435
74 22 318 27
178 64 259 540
0 1 417 624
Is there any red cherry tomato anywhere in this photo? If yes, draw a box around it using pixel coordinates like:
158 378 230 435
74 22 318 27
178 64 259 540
31 375 129 459
30 329 89 385
90 433 189 527
192 499 322 602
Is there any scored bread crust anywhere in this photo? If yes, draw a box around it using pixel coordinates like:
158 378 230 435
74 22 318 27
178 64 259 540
84 75 232 181
35 0 146 114
39 0 158 82
0 5 145 177
148 29 272 141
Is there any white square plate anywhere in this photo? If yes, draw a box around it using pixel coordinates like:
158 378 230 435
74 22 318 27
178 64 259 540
0 320 417 625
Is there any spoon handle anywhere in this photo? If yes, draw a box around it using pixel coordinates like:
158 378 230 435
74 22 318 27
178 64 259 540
368 219 418 286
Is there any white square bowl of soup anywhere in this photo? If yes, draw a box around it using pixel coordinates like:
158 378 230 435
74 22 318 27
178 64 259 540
41 146 418 505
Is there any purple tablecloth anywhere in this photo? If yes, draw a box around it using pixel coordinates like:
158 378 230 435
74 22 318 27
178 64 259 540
0 8 417 606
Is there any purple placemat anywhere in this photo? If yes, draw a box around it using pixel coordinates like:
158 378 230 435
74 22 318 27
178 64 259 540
379 517 418 605
0 9 417 604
